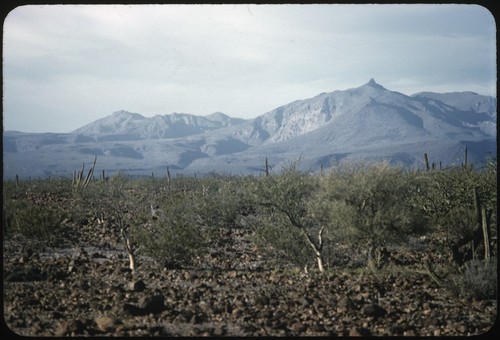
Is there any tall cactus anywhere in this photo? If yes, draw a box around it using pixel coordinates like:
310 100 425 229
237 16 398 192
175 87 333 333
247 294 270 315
481 206 490 262
83 156 97 187
73 156 97 188
424 153 430 171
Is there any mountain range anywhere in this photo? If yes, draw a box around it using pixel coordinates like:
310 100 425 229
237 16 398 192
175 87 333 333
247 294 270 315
3 79 497 179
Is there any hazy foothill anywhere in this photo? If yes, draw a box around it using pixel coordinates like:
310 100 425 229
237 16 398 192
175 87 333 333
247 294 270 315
2 80 497 336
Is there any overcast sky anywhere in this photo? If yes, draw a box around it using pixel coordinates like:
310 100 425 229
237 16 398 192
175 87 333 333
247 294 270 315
2 4 497 133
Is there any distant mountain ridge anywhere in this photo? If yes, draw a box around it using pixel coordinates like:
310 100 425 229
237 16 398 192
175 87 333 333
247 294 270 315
72 110 246 140
3 79 496 179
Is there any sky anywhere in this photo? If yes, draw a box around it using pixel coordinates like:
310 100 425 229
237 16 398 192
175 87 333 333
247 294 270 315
2 4 497 133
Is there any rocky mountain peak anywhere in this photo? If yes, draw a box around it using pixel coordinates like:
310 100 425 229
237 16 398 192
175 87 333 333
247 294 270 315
364 78 385 90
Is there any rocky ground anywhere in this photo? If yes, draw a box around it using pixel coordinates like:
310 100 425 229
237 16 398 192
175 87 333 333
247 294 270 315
2 191 498 337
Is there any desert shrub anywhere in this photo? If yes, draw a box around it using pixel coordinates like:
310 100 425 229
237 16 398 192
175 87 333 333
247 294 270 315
410 165 497 265
72 173 229 251
3 178 74 251
249 210 316 269
72 178 110 224
134 215 210 269
194 175 255 230
34 177 74 195
310 161 428 268
132 178 218 269
3 199 67 251
244 163 327 270
449 259 497 300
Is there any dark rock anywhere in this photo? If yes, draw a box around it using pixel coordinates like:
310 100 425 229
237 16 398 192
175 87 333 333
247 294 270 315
4 266 47 282
361 302 387 319
139 292 165 314
123 303 144 316
349 327 372 336
128 279 146 292
255 295 270 307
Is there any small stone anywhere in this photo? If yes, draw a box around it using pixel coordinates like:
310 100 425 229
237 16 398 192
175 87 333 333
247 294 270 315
95 316 116 332
337 296 354 314
289 321 307 333
255 295 270 307
404 329 416 336
213 325 226 336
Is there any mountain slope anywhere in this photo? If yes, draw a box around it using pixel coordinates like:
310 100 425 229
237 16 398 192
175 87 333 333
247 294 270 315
186 79 495 172
219 79 494 149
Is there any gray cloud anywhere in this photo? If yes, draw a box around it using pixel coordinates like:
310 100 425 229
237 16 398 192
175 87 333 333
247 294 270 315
2 4 496 133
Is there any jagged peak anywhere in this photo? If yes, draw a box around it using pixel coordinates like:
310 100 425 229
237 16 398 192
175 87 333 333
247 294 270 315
364 78 385 89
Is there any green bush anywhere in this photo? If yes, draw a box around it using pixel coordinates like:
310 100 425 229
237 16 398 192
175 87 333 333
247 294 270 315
244 163 327 270
310 161 428 268
249 210 316 269
132 180 217 269
3 179 73 251
195 176 254 230
3 200 67 250
410 165 497 264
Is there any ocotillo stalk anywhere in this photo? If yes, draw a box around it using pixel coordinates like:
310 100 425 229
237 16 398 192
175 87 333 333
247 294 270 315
121 228 136 272
423 153 430 171
301 227 325 272
76 162 85 187
83 156 97 187
481 206 490 262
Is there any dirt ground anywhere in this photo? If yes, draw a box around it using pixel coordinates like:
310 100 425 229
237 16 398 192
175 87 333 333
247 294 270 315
2 191 498 337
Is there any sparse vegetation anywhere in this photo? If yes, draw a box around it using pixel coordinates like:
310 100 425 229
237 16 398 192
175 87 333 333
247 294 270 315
449 258 497 300
3 157 497 336
3 179 71 251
